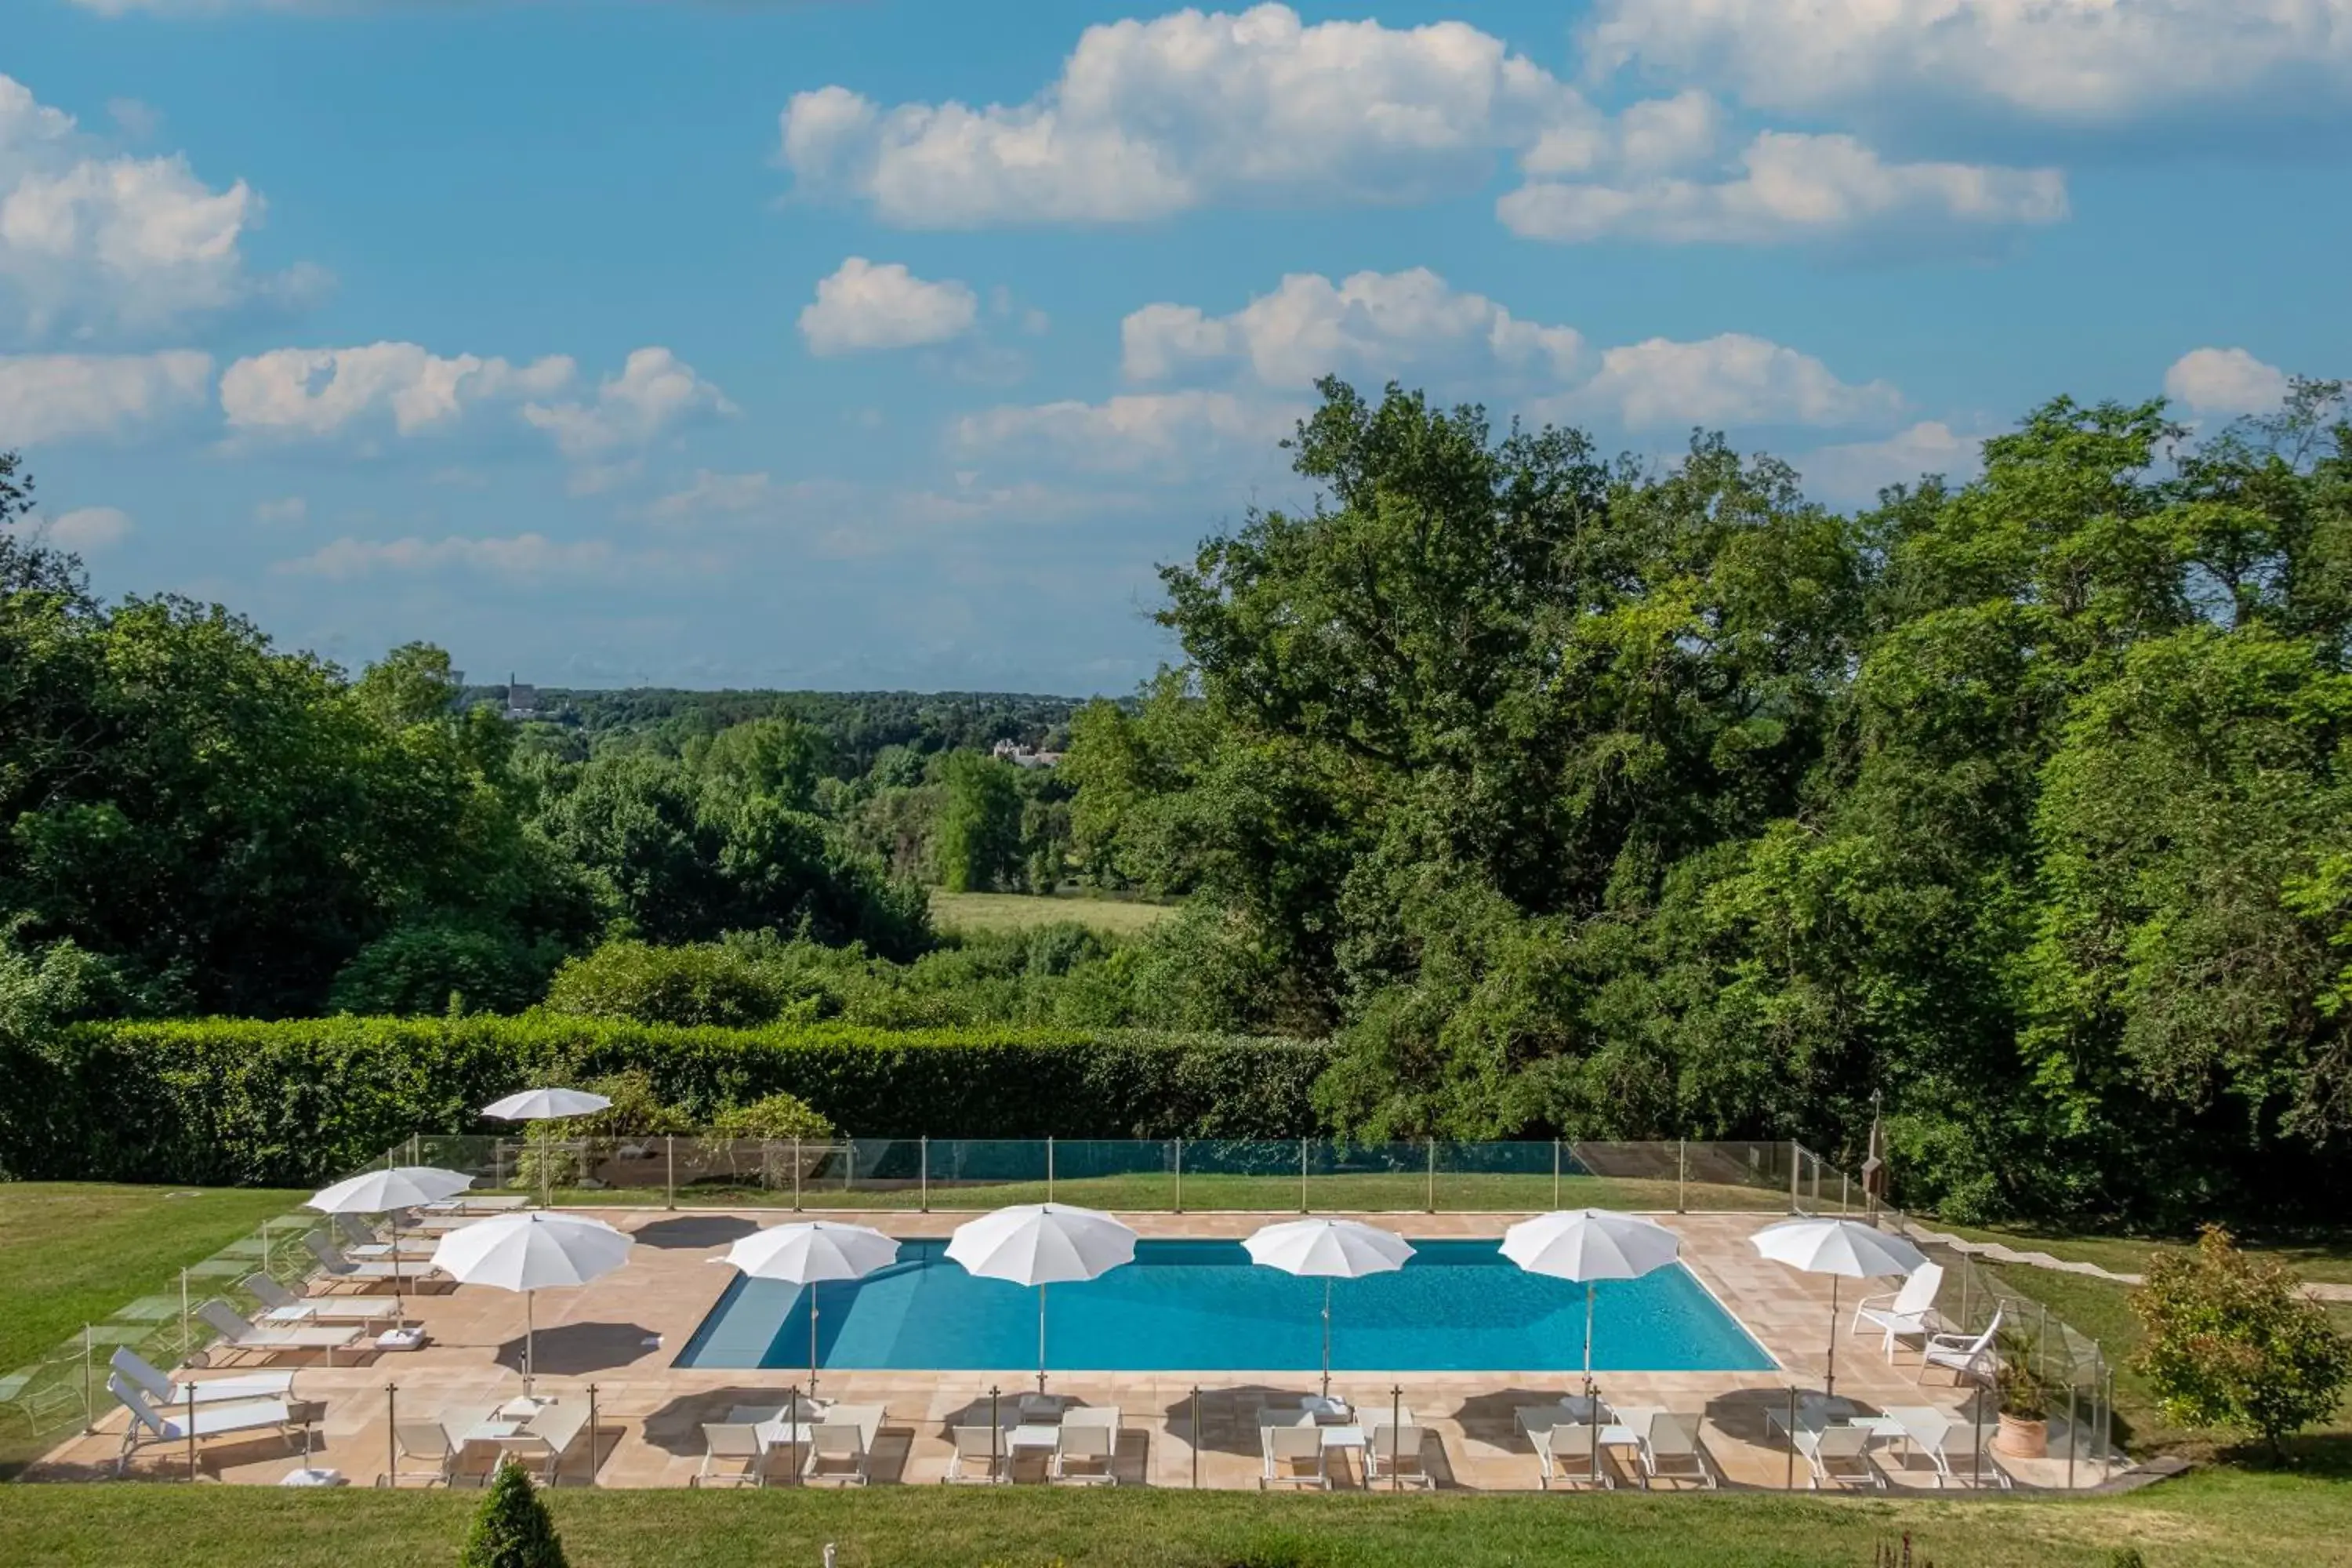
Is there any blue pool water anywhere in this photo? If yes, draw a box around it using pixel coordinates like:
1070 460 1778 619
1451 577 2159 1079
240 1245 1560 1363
677 1239 1775 1374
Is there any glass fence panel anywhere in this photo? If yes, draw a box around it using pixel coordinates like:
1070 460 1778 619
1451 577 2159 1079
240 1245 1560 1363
1431 1140 1557 1211
1176 1138 1313 1211
1305 1140 1426 1211
1677 1140 1803 1210
921 1138 1053 1209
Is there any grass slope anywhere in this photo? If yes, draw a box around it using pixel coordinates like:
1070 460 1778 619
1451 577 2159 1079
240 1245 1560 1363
0 1183 308 1375
931 891 1175 937
1 1472 2347 1568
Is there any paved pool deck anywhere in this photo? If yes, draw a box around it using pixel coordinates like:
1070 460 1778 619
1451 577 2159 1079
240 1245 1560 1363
34 1209 2113 1492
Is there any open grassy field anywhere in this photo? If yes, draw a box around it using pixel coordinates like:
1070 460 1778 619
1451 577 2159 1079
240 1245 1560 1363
2 1467 2348 1568
931 890 1175 937
1933 1221 2352 1287
0 1183 309 1377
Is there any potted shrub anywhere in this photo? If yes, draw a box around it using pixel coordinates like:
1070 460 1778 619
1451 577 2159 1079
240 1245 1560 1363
1994 1334 2051 1457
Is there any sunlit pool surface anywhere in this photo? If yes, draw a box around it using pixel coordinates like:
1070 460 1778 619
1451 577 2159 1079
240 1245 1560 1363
677 1238 1776 1374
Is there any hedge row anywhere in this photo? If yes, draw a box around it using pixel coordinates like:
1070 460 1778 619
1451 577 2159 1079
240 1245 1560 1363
0 1016 1334 1187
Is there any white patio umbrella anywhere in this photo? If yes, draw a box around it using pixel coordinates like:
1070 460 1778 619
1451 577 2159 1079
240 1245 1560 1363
1502 1209 1682 1395
431 1211 633 1394
717 1221 901 1394
946 1203 1137 1392
305 1166 474 1298
481 1087 614 1207
1244 1218 1414 1400
1749 1217 1927 1398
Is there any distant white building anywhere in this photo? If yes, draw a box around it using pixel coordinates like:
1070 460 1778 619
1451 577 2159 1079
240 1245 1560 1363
992 739 1062 769
503 675 539 720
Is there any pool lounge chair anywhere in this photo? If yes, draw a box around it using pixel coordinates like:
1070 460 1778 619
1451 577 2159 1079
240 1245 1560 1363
109 1346 295 1410
303 1231 424 1290
1852 1262 1947 1359
390 1421 463 1486
243 1273 402 1328
1054 1406 1119 1485
1537 1421 1609 1490
331 1214 436 1259
514 1398 593 1485
1793 1421 1885 1490
1259 1420 1328 1490
1635 1412 1717 1490
198 1300 364 1366
1918 1306 2004 1385
1878 1406 2011 1490
803 1403 883 1485
108 1372 299 1475
946 1424 1011 1484
1364 1423 1432 1488
695 1423 771 1488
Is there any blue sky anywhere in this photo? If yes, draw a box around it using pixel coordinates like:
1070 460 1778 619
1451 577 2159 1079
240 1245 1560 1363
5 1 2348 693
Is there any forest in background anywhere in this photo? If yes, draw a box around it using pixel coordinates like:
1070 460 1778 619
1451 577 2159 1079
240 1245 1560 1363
5 368 2351 1228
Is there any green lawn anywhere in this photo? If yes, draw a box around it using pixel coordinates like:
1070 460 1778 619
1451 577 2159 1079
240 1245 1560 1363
0 1182 309 1377
1932 1221 2352 1287
931 890 1175 937
1 1469 2348 1568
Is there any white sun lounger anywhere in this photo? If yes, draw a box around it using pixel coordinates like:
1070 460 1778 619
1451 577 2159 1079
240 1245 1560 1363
695 1422 771 1487
1918 1306 2004 1385
243 1273 403 1327
303 1231 425 1287
1259 1419 1328 1489
197 1299 363 1365
1632 1410 1717 1490
945 1423 1011 1484
1364 1422 1432 1487
109 1372 299 1474
1793 1420 1886 1489
1877 1405 2012 1489
1054 1406 1119 1485
110 1347 296 1410
802 1403 884 1485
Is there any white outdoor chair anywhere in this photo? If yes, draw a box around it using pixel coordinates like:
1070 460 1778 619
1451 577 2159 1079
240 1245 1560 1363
1852 1261 1947 1359
945 1424 1010 1484
1918 1306 2005 1385
1635 1412 1716 1490
803 1420 871 1485
390 1421 462 1486
197 1300 363 1365
1364 1422 1432 1488
109 1372 298 1475
110 1346 294 1409
1881 1406 2011 1489
1052 1410 1118 1485
1538 1421 1608 1490
1793 1421 1885 1490
517 1399 593 1486
1259 1420 1328 1490
694 1422 769 1487
302 1231 413 1289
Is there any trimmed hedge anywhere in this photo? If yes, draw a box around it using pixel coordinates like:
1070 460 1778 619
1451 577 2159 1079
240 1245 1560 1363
0 1016 1333 1187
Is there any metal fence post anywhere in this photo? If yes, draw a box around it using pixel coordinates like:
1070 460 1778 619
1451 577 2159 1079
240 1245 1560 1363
1190 1385 1200 1489
1174 1137 1184 1214
1046 1136 1055 1203
82 1324 93 1435
1788 1141 1801 1213
1299 1137 1308 1214
920 1135 930 1213
1840 1171 1849 1215
1784 1385 1798 1490
1676 1138 1686 1213
385 1382 397 1487
2065 1378 2077 1490
586 1383 600 1486
1425 1140 1435 1213
1552 1138 1562 1209
793 1137 802 1212
665 1135 676 1210
1390 1385 1403 1490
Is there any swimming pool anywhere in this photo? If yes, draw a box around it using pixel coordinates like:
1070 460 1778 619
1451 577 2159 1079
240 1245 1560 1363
677 1238 1776 1374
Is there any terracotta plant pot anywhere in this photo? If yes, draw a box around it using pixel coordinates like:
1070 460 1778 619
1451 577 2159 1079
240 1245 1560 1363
1995 1412 2048 1458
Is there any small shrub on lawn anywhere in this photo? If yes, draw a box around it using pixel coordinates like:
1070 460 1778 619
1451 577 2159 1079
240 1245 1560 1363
459 1459 568 1568
2129 1225 2352 1461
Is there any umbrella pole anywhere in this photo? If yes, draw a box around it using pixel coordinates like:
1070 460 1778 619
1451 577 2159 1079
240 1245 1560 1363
1583 1283 1595 1400
1825 1277 1838 1400
524 1290 535 1397
809 1281 820 1396
1321 1278 1332 1401
391 1212 404 1302
1036 1284 1048 1395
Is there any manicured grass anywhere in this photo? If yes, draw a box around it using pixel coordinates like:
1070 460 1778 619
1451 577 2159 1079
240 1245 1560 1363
2 1470 2348 1568
0 1182 309 1377
1931 1222 2352 1287
931 890 1175 937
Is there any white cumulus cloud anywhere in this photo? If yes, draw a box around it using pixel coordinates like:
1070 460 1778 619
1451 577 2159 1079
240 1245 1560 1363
1800 421 1987 507
1584 0 2352 125
799 258 978 355
1568 333 1902 430
2164 347 2292 417
782 5 1584 226
45 504 133 552
0 73 310 336
1122 267 1583 389
220 342 575 438
0 350 211 444
953 390 1298 474
1500 131 2066 245
521 347 734 459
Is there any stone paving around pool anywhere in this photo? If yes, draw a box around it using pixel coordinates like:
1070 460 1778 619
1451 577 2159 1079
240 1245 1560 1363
33 1210 2116 1493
